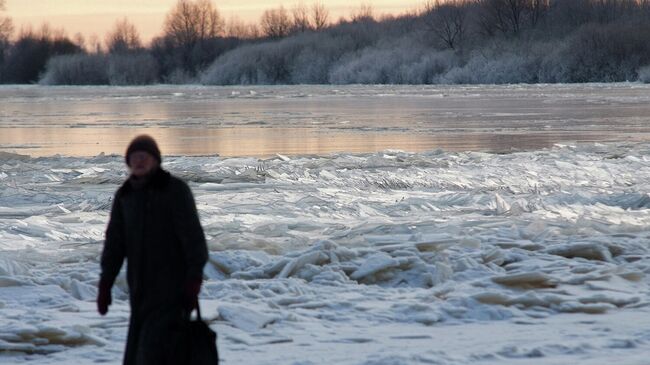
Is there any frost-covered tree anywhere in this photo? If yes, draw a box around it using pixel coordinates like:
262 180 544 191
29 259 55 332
106 18 142 54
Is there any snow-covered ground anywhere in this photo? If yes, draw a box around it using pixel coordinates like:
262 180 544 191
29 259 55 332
1 142 650 364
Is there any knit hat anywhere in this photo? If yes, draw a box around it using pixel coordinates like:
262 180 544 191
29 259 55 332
125 135 162 166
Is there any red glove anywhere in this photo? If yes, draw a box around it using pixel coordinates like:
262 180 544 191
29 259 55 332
184 278 202 311
97 278 112 315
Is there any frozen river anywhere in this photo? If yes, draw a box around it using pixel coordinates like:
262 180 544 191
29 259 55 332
1 83 650 157
1 84 650 364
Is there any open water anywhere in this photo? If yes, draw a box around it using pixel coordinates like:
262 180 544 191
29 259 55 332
2 83 650 157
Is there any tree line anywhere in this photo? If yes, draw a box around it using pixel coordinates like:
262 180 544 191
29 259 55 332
1 0 650 85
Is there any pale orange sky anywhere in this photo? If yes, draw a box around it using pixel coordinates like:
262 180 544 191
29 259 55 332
5 1 424 45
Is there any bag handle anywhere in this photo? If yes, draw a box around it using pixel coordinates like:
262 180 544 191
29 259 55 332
195 301 203 321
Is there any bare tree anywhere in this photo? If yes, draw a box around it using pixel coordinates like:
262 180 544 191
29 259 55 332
105 18 142 54
292 2 312 33
350 2 375 22
164 0 224 48
225 16 260 39
226 16 248 38
478 0 528 35
194 0 224 37
73 32 86 50
592 0 638 23
0 0 12 55
24 23 67 43
639 0 650 21
423 0 468 50
478 0 550 35
547 0 592 28
0 0 11 71
89 34 103 54
311 1 329 30
528 0 549 28
246 24 261 39
260 6 291 38
641 0 650 12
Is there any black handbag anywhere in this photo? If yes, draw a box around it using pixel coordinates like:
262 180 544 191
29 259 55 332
174 303 219 365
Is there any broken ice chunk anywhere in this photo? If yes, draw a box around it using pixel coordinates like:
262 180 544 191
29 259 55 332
350 252 400 281
545 243 613 262
277 251 328 278
492 272 558 289
218 304 278 332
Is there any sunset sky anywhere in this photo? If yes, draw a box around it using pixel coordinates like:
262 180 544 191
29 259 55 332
5 1 424 44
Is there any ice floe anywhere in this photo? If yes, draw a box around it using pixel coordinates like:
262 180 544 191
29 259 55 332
1 142 650 364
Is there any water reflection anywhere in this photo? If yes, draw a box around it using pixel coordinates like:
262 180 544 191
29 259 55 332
0 126 630 158
1 84 650 157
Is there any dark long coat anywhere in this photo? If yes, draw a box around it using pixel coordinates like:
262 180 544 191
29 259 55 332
100 168 208 365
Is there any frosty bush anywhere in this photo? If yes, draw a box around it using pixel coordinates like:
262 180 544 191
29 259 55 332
40 54 108 85
201 43 269 84
328 41 457 84
441 49 540 84
404 50 458 84
289 34 357 84
637 66 650 83
202 31 459 85
539 24 650 83
30 0 650 85
41 53 160 85
163 68 197 84
201 32 358 85
107 53 158 85
328 47 409 84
